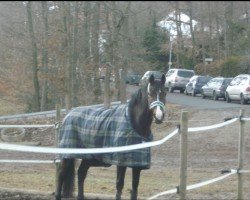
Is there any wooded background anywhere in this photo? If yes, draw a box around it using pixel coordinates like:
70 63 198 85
0 1 249 114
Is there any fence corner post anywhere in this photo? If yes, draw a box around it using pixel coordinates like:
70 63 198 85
237 109 245 200
55 103 61 194
179 110 188 200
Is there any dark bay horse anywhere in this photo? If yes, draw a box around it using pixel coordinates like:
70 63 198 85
55 74 167 200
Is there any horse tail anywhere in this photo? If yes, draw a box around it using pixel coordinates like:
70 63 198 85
62 158 75 197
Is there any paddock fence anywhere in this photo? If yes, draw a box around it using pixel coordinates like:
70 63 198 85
0 105 249 200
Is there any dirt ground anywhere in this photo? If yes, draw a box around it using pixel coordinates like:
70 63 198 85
0 103 250 200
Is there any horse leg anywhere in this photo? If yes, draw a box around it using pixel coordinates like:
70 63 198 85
116 166 127 200
55 159 75 200
131 168 141 200
55 159 65 200
77 160 90 200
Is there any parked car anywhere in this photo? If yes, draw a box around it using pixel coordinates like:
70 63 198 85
225 74 250 104
184 75 213 96
126 74 141 85
201 77 233 100
139 71 164 86
165 68 195 93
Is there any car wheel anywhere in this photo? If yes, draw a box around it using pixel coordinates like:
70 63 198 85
240 93 247 105
168 84 174 93
225 93 231 103
213 91 218 100
192 90 196 97
201 91 206 99
184 89 188 95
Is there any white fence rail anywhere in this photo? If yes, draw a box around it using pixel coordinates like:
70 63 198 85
0 108 249 199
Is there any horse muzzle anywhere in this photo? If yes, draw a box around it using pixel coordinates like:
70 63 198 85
149 101 166 124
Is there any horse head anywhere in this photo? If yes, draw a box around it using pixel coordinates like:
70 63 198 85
147 74 167 124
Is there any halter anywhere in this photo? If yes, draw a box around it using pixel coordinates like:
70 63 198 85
149 100 166 111
147 83 166 111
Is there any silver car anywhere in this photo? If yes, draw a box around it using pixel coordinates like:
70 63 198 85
201 77 232 100
225 74 250 104
165 68 195 93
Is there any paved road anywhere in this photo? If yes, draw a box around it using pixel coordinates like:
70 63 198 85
1 85 248 121
166 91 250 109
127 85 249 110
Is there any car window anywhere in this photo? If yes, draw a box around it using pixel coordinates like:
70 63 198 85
189 76 196 82
190 78 196 83
143 71 163 79
144 71 150 77
216 79 223 86
166 70 175 77
177 70 194 78
230 77 241 86
223 79 233 85
198 76 211 83
207 79 216 87
239 77 248 85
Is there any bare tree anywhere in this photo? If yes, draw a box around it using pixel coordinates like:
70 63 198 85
224 1 234 58
71 1 80 106
186 1 196 64
40 1 49 111
119 2 131 103
26 1 40 111
92 1 101 103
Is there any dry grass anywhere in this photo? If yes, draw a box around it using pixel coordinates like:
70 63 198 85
0 105 250 199
0 99 25 116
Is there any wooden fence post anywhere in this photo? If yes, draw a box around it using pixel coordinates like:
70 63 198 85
238 109 245 200
55 104 61 193
179 111 188 200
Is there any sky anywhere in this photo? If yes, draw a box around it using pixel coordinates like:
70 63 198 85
157 11 198 39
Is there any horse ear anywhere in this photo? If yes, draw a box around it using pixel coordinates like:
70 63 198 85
161 74 166 85
149 74 154 85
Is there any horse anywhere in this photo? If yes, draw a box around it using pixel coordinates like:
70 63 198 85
55 73 167 200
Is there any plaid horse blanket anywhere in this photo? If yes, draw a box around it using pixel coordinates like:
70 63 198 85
58 103 153 169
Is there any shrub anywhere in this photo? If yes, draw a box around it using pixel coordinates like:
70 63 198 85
220 56 241 77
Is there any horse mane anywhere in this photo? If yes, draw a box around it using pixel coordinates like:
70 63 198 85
128 85 153 138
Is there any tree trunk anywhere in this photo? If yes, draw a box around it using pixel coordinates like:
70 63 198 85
71 1 79 107
111 2 125 100
187 1 196 64
81 1 92 105
26 1 40 112
208 1 213 58
215 14 221 61
174 1 183 67
200 2 206 74
120 2 131 102
92 2 101 103
59 1 72 111
40 1 49 111
224 1 234 57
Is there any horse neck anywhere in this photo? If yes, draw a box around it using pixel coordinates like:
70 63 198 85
129 88 153 138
